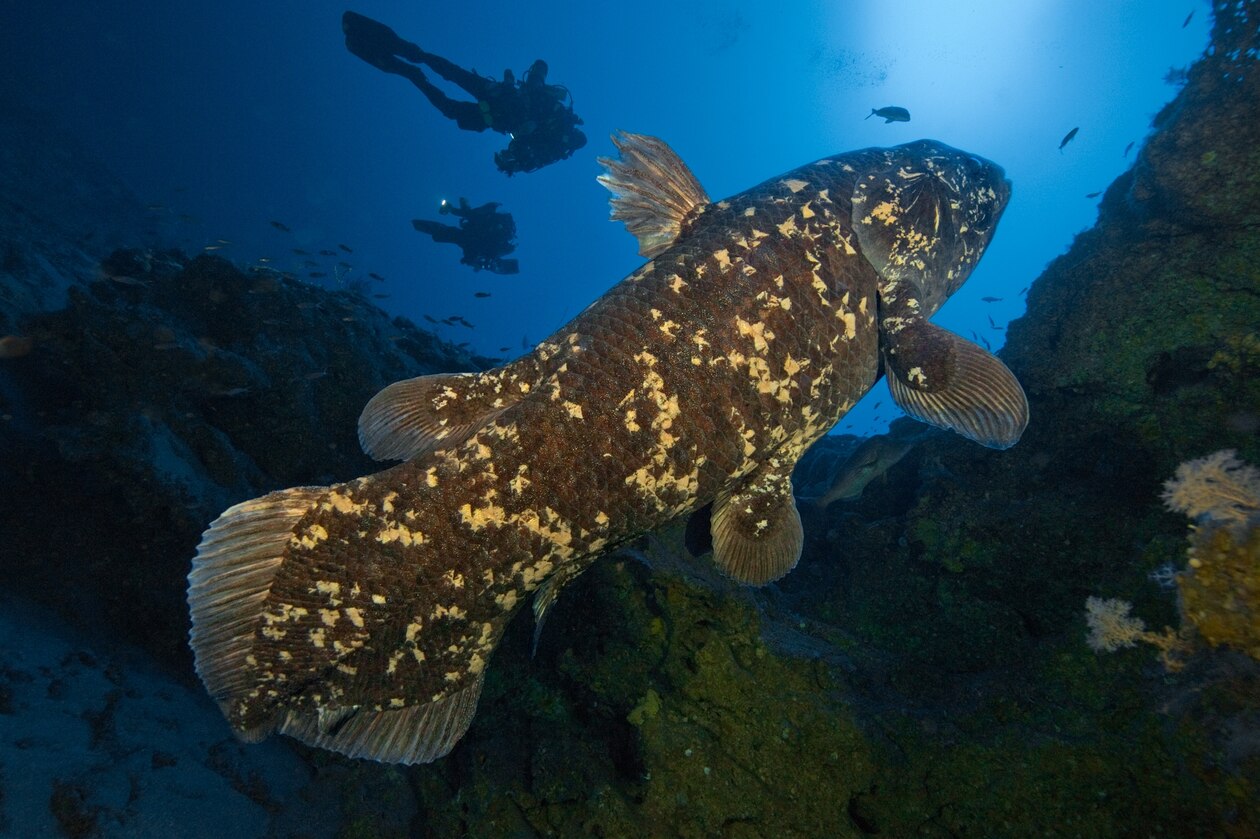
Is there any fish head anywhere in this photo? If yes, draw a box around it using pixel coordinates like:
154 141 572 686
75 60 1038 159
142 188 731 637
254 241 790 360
851 139 1010 317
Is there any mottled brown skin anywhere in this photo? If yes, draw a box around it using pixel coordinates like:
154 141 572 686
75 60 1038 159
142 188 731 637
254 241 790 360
223 142 1007 739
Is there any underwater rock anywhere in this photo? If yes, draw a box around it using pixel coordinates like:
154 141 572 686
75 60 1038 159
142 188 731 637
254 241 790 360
0 250 483 667
0 594 343 839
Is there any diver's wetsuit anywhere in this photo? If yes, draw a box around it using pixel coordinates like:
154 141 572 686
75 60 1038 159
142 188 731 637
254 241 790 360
342 11 511 133
412 200 520 274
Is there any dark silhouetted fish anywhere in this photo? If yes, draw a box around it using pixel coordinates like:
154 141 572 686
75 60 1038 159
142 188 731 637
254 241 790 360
811 426 926 509
1059 127 1079 151
865 106 910 123
339 244 354 253
474 292 491 298
1085 191 1102 198
980 296 1002 303
1182 10 1193 27
319 249 337 256
0 335 34 359
271 221 292 232
423 315 438 324
188 132 1025 765
1123 141 1134 156
369 272 386 282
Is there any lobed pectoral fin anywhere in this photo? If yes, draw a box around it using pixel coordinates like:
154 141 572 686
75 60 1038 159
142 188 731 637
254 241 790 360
358 356 541 462
711 461 804 585
883 318 1028 449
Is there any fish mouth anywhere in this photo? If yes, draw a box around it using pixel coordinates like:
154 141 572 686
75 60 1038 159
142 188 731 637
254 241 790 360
996 173 1013 205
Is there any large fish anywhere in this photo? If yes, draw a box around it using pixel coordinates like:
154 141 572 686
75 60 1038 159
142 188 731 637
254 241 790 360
187 133 1027 764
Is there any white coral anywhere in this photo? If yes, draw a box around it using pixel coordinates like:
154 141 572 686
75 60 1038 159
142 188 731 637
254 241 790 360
1085 596 1147 653
1161 449 1260 532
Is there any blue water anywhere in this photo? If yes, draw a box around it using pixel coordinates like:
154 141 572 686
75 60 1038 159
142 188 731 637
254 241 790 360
0 0 1209 435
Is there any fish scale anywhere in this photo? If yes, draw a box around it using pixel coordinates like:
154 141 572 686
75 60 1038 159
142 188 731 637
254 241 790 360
188 133 1026 763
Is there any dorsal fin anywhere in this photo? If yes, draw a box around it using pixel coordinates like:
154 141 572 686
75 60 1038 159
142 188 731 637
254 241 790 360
596 131 710 258
358 356 541 462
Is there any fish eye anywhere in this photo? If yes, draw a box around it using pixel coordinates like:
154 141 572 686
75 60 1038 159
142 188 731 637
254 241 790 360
972 201 993 229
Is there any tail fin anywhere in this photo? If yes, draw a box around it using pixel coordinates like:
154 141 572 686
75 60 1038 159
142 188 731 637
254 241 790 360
865 108 876 120
187 486 326 739
188 484 487 763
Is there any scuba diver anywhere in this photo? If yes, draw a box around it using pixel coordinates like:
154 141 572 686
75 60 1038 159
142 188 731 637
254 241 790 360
412 197 520 274
342 11 587 175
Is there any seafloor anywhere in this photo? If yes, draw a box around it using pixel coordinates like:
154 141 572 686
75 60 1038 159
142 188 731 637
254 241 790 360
1 2 1258 837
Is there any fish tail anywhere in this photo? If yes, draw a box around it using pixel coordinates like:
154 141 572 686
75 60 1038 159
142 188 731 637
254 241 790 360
865 108 876 120
187 485 327 740
188 484 487 763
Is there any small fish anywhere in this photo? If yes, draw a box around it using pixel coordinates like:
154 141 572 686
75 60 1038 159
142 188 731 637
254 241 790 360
0 335 34 358
271 221 292 232
369 272 385 282
423 315 439 324
498 346 511 353
309 272 327 278
258 257 273 264
217 239 232 245
812 428 924 508
474 292 491 298
1019 286 1028 296
337 261 353 269
339 244 353 253
1182 10 1193 27
987 314 998 329
865 106 910 123
103 273 149 287
1085 191 1102 199
293 248 311 256
203 245 224 251
187 133 1024 766
146 203 167 212
980 296 1002 303
319 249 337 257
981 335 991 350
1123 141 1134 157
1059 127 1079 152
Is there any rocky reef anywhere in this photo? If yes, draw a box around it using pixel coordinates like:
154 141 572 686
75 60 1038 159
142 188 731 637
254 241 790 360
1 1 1258 836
